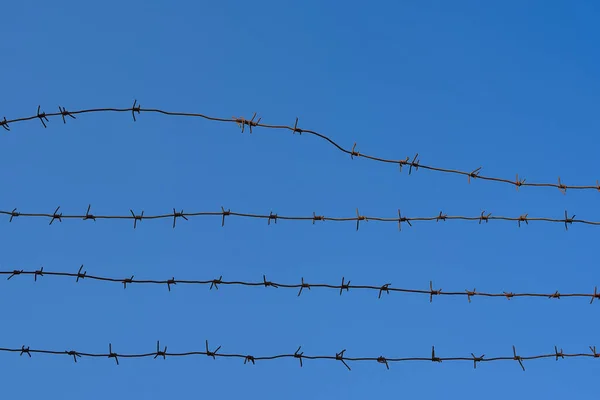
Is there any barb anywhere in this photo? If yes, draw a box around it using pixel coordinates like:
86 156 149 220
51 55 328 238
58 106 76 124
2 268 598 303
1 343 597 370
2 104 598 194
75 265 86 282
513 345 525 371
36 105 49 128
2 207 600 230
298 277 310 297
154 341 167 360
49 206 62 225
1 117 10 131
471 353 484 369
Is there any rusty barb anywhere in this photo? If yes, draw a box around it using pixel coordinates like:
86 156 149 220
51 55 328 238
1 343 597 370
2 206 598 232
2 102 599 194
2 267 599 304
233 112 261 133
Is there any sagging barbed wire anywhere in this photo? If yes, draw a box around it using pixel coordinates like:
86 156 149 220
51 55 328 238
1 102 598 194
0 206 595 231
3 268 600 304
4 342 600 371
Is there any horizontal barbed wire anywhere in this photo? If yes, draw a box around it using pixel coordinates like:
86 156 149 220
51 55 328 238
1 102 598 194
3 268 600 304
4 342 599 371
0 206 595 230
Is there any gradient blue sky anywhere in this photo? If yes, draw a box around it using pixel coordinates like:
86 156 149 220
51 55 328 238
1 1 599 398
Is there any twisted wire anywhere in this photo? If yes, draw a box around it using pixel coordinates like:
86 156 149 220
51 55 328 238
1 102 597 194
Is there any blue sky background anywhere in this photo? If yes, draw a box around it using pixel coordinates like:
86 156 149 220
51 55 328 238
1 0 599 398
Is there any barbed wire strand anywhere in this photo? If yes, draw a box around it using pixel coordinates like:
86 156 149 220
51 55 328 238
2 102 598 194
0 206 595 231
4 269 600 304
4 343 600 370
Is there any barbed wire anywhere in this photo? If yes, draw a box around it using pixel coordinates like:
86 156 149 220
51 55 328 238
4 342 599 370
1 102 598 194
3 268 600 303
0 206 596 231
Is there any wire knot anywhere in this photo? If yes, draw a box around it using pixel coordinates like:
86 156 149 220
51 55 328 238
122 275 134 289
408 153 420 175
83 204 96 221
431 346 442 363
131 100 141 121
76 265 87 282
221 206 230 227
20 346 31 357
517 214 528 227
471 353 484 369
436 211 447 222
465 288 477 303
590 346 599 358
554 346 564 361
34 267 44 281
479 211 491 224
512 345 525 371
429 281 442 303
377 356 389 369
172 208 188 228
298 277 311 296
350 143 360 159
292 117 302 134
557 177 567 194
398 156 410 173
233 112 261 133
590 286 600 304
397 209 412 231
515 174 526 191
58 106 76 124
130 209 144 229
108 343 119 365
0 115 15 133
205 340 221 360
49 206 62 225
7 269 24 280
262 275 278 288
294 346 304 367
210 276 223 290
36 105 49 128
339 277 351 295
549 291 561 299
503 291 514 300
355 208 367 231
167 277 176 291
244 355 255 365
564 210 575 231
9 208 19 222
312 212 324 224
0 116 9 131
378 283 391 299
468 167 482 183
66 350 81 363
336 349 351 371
154 341 167 360
268 211 278 225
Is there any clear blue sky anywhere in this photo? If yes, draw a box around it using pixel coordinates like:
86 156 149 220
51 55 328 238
1 1 599 398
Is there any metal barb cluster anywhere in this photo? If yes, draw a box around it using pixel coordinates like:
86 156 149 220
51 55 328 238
2 268 599 304
1 102 599 194
2 206 598 231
